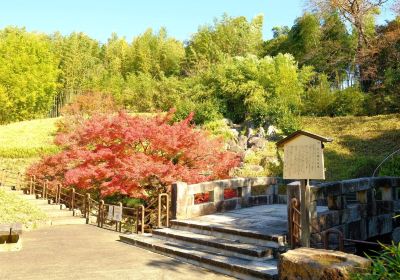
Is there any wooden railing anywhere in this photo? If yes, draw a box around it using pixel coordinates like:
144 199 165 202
0 168 171 234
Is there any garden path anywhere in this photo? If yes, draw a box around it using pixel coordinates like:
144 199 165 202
0 224 233 280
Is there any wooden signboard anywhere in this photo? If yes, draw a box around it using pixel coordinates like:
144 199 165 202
283 135 325 180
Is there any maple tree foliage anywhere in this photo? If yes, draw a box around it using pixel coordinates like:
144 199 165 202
28 110 240 199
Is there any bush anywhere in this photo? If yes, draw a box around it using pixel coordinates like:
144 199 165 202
330 87 365 116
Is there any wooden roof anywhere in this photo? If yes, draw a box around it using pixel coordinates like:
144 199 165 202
276 130 333 148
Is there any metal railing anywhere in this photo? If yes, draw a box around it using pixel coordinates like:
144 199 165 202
289 197 301 249
323 228 388 252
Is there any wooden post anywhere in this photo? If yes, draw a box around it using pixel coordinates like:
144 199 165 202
98 200 104 227
85 193 91 224
70 188 75 214
300 179 311 247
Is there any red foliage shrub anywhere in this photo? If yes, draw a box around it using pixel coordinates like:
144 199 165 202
28 110 240 199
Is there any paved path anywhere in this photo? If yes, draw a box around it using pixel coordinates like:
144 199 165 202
187 204 328 236
0 224 233 280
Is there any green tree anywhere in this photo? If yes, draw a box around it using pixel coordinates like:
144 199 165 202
185 14 264 73
57 32 103 103
127 28 184 77
0 27 58 123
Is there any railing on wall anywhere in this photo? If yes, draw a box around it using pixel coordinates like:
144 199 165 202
0 168 170 234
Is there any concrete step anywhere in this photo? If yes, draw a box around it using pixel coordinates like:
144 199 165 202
153 228 277 261
25 198 49 205
171 220 286 248
49 216 87 226
120 234 278 280
43 209 73 217
36 204 67 211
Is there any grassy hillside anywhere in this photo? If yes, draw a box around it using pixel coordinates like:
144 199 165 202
302 114 400 181
0 118 59 171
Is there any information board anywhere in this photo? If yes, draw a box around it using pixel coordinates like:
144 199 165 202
283 135 325 179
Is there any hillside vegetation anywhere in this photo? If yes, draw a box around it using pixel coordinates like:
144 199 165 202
0 114 399 182
0 118 58 171
302 114 400 181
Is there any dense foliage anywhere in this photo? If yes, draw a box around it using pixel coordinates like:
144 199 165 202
27 111 240 198
0 6 398 132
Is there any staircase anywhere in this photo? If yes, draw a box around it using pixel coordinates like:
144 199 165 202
2 187 85 227
120 219 287 280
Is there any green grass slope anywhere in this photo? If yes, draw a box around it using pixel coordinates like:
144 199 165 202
0 118 59 171
302 114 400 181
0 189 46 225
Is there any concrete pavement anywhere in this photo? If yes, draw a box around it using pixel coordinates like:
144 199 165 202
0 224 233 280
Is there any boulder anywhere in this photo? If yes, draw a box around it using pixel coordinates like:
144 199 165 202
248 136 267 150
278 248 370 280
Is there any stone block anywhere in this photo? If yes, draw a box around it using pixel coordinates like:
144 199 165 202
367 214 392 238
278 248 371 280
328 195 346 210
347 220 367 240
315 211 340 232
376 200 393 215
371 177 392 189
341 178 370 194
347 204 361 223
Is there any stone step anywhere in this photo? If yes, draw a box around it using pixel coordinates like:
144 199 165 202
171 220 286 248
43 209 73 217
153 228 277 261
120 234 278 280
25 198 49 205
36 204 67 211
49 216 87 226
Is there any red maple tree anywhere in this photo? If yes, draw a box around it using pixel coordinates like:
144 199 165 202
28 110 240 198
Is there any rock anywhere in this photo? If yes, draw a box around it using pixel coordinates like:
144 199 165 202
278 248 371 280
257 127 266 138
246 164 264 173
222 118 234 127
238 135 248 150
229 129 239 139
248 136 267 150
266 125 278 139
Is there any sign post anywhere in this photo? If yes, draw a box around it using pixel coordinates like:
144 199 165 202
277 130 332 247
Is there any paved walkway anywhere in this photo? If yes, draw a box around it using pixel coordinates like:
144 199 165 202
0 224 232 280
187 204 328 236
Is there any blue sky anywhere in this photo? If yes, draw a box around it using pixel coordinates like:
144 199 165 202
0 0 396 43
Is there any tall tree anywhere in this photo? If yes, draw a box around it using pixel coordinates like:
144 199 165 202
0 27 58 123
57 32 103 101
127 28 185 77
184 14 264 73
308 0 388 87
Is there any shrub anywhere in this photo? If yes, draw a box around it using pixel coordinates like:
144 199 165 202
352 242 400 280
28 110 240 199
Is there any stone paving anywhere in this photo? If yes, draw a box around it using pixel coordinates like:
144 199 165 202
0 224 233 280
185 204 328 236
